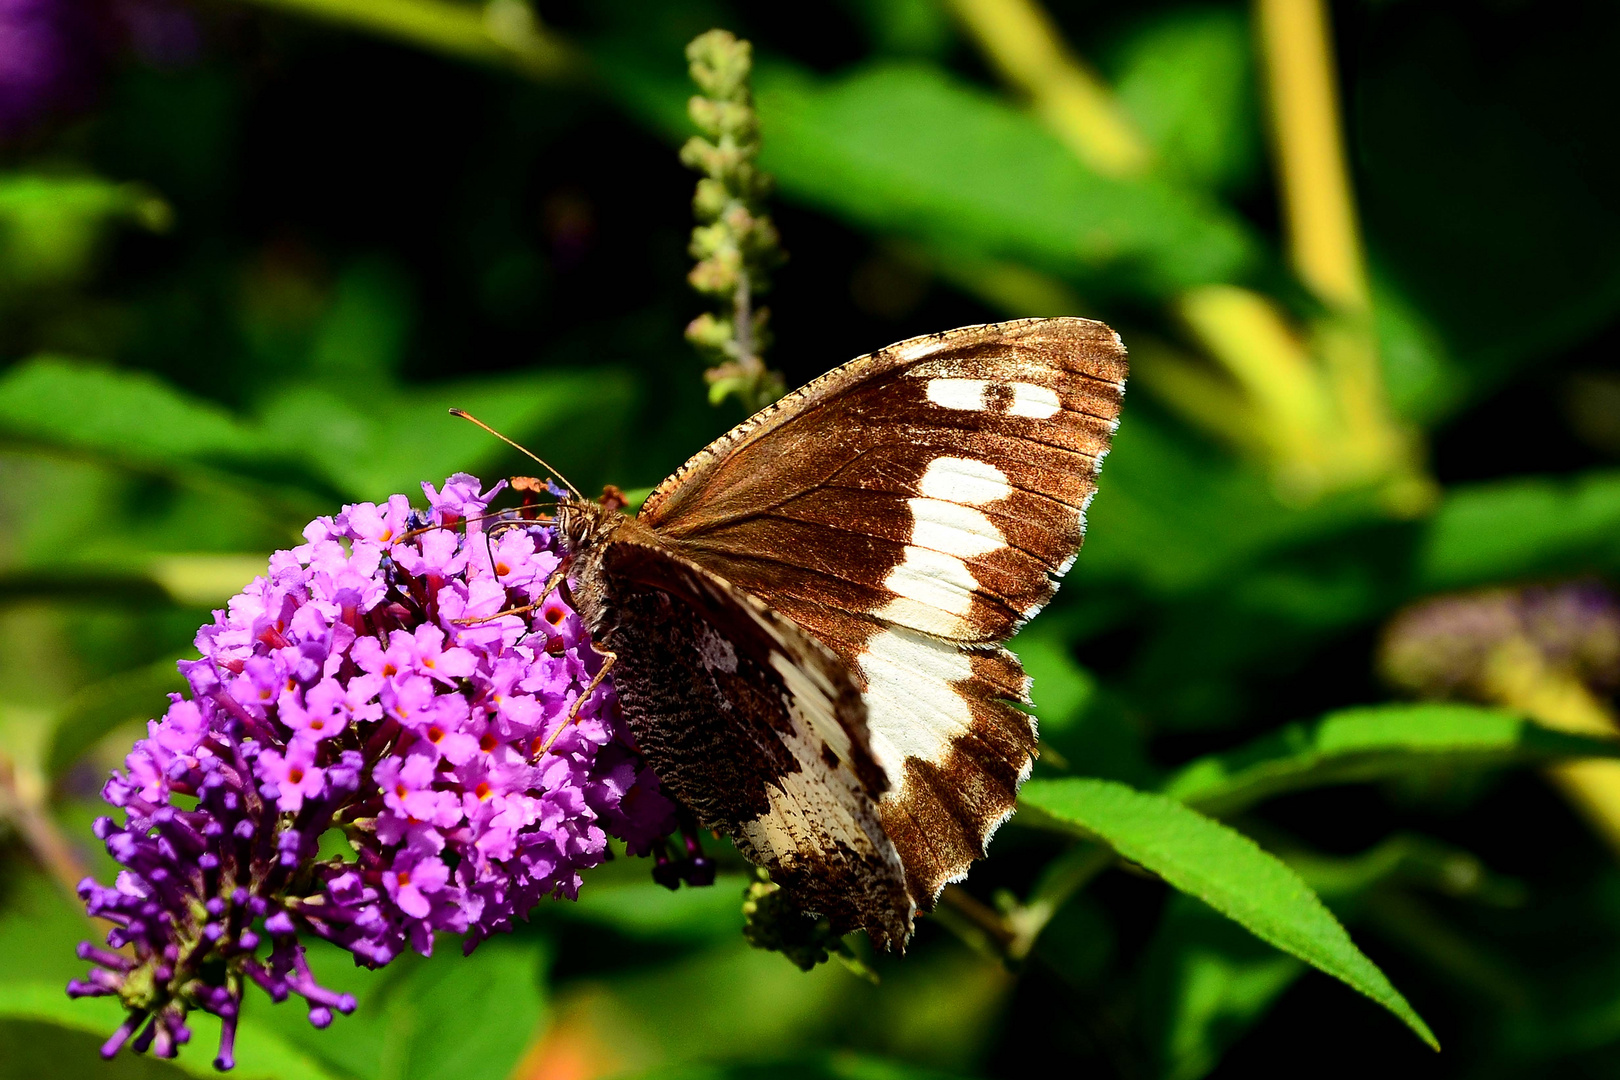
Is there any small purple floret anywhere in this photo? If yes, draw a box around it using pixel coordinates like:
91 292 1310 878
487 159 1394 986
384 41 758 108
71 474 677 1068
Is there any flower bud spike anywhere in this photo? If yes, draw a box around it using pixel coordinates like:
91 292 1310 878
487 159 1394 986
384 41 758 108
680 29 786 414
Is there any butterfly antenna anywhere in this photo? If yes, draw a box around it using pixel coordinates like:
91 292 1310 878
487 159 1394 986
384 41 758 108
448 408 583 499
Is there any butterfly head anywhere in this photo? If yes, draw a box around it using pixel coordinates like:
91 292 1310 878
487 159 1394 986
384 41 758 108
553 496 624 557
550 496 635 638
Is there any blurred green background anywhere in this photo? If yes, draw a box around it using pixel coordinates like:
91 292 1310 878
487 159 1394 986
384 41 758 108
5 1 1620 1078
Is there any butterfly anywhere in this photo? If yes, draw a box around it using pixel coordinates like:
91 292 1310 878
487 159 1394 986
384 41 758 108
552 317 1126 949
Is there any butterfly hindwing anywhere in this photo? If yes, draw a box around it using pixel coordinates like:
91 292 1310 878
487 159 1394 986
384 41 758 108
593 531 913 946
637 318 1127 913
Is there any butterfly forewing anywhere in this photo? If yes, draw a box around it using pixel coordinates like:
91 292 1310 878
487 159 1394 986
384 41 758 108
638 318 1127 914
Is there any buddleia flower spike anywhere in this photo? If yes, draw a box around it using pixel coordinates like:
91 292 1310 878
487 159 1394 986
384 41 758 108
70 475 678 1068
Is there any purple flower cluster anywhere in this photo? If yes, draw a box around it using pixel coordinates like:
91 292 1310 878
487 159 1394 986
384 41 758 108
0 0 99 136
70 475 677 1068
1382 581 1620 701
0 0 200 138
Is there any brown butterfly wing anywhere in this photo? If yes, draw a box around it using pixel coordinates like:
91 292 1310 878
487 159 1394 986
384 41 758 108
639 318 1127 909
593 529 913 946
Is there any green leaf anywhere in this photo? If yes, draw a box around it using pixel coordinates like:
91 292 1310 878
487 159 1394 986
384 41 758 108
248 938 548 1080
1418 469 1620 590
0 173 169 289
1108 7 1261 194
1283 834 1525 911
257 367 637 502
0 984 343 1080
0 870 349 1079
1017 778 1438 1049
753 63 1258 299
0 356 637 510
0 1018 193 1080
582 931 1004 1072
1374 275 1467 425
0 870 103 990
0 357 262 464
144 554 272 607
1076 410 1379 595
595 47 1262 299
0 357 332 506
45 659 190 781
555 873 749 943
1011 624 1098 739
1161 703 1620 817
1140 832 1522 1080
1013 621 1156 785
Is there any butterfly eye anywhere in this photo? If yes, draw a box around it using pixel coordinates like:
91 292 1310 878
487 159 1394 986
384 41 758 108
557 506 593 549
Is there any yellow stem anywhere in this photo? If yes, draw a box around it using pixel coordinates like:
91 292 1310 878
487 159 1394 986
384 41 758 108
944 0 1150 177
1484 640 1620 858
1484 639 1616 738
1126 336 1266 455
1254 0 1435 512
1176 284 1336 498
1255 0 1368 312
0 748 106 932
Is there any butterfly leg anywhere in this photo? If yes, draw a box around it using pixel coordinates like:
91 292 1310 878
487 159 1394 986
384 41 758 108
533 646 616 759
534 614 617 758
568 643 617 724
555 572 614 726
451 554 573 626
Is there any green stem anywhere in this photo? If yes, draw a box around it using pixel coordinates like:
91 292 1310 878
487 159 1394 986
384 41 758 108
1005 842 1113 960
223 0 580 81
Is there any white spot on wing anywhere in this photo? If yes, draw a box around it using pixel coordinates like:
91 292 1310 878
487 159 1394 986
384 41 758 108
871 596 972 639
882 545 976 616
1007 382 1061 418
907 498 1003 558
926 378 989 412
918 457 1011 505
856 627 975 778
